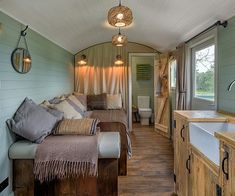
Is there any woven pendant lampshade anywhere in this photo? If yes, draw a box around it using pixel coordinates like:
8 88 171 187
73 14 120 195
108 0 133 27
112 28 128 46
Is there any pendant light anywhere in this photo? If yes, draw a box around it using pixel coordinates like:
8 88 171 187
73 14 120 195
108 0 133 27
115 55 124 65
112 28 128 46
78 54 87 65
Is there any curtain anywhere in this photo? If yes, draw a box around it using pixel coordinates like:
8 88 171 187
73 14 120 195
75 43 128 108
176 43 190 110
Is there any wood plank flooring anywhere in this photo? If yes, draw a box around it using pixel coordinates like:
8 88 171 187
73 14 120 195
118 123 174 196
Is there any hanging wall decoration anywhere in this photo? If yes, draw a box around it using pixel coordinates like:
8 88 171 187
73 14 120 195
11 25 32 74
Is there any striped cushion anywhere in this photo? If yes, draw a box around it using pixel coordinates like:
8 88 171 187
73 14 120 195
67 95 86 114
54 119 100 135
53 100 83 119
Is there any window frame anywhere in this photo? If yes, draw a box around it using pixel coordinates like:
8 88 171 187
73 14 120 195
191 38 215 102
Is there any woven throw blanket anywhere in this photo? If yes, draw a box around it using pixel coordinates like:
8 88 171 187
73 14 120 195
54 118 100 135
90 109 132 158
34 135 98 182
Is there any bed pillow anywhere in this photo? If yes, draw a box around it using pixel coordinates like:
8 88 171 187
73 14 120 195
87 93 107 110
6 98 59 143
53 100 83 119
107 94 122 109
67 95 86 113
73 92 87 111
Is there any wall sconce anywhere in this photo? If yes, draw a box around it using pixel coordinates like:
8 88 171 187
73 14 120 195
115 55 124 65
78 54 87 65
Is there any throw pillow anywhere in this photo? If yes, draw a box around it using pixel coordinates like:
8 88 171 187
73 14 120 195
87 93 107 110
6 97 59 143
53 100 83 119
54 118 100 135
67 95 86 113
107 94 122 109
73 92 87 111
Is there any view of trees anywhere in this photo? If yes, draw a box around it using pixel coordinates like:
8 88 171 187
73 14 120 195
194 45 215 100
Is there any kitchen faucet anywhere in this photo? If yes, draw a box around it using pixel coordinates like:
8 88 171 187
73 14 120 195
228 79 235 91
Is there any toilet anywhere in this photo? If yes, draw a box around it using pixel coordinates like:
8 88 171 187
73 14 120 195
137 96 152 126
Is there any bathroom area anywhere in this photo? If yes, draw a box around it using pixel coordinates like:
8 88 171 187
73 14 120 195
130 54 155 126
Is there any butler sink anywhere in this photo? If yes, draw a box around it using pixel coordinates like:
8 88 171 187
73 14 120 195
189 122 235 166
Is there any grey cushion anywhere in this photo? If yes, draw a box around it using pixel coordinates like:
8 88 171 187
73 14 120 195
9 132 120 159
6 98 60 143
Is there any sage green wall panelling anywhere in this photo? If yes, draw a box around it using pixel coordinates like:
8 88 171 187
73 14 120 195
131 56 154 113
0 11 74 196
218 16 235 113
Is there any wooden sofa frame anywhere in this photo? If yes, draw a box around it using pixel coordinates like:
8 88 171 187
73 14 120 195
13 158 118 196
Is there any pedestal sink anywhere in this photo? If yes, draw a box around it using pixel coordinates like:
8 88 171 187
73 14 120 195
189 122 235 166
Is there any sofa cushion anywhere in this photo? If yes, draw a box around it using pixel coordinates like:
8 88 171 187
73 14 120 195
53 100 83 119
73 92 87 111
6 98 59 143
107 94 122 109
9 132 120 159
87 93 107 110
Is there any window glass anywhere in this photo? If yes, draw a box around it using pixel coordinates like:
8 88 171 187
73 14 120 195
170 59 177 88
193 44 215 101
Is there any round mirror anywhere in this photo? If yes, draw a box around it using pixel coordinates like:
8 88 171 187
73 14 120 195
11 48 32 74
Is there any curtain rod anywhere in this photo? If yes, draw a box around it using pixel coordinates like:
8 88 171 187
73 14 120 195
185 20 228 44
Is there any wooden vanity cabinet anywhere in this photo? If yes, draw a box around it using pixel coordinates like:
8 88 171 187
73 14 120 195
189 147 220 196
174 115 190 196
220 143 235 196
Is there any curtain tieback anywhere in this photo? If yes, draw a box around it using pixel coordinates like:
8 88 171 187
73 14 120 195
179 91 186 93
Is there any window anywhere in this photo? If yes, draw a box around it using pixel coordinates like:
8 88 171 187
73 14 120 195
192 40 215 101
170 59 177 88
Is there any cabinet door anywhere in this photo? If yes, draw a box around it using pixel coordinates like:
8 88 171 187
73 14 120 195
190 148 219 196
174 115 189 196
221 145 235 196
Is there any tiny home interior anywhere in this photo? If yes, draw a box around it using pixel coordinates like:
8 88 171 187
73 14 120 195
1 1 235 196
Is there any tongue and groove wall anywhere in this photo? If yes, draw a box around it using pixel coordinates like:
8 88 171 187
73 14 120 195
0 11 74 196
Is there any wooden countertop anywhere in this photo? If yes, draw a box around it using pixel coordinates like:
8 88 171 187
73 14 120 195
175 110 235 148
215 132 235 149
174 110 228 122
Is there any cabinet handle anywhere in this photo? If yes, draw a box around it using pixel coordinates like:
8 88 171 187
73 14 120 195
186 155 191 174
222 151 229 180
180 125 185 142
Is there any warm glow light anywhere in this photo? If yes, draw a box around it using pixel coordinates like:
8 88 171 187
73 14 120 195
115 60 124 65
116 13 124 20
107 2 133 27
78 54 87 65
78 60 87 65
115 55 124 65
112 30 128 47
23 57 31 63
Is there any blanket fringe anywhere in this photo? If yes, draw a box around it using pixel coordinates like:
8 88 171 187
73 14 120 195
34 160 98 183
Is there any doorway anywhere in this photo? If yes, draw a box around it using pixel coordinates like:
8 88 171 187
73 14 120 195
128 53 156 131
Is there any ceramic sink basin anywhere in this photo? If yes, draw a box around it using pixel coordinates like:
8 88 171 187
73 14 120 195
189 122 235 166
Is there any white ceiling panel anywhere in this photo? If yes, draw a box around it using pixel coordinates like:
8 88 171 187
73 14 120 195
0 0 235 53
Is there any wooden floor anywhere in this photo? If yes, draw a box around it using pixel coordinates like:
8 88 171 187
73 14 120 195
118 123 174 196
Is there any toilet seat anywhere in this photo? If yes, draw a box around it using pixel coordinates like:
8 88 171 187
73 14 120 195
138 108 152 112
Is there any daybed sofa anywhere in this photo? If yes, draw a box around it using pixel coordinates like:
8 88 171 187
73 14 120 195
9 132 120 196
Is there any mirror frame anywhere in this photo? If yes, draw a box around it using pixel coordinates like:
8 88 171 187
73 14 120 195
11 47 32 74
